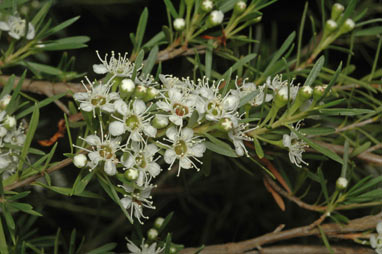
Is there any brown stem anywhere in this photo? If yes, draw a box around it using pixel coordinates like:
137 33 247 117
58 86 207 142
245 245 374 254
179 213 381 254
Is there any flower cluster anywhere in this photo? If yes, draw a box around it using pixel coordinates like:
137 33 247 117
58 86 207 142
73 52 313 223
370 222 382 254
0 14 35 40
0 95 26 179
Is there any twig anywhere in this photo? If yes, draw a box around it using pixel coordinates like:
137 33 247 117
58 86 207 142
244 244 374 254
179 213 382 254
4 157 73 191
336 117 380 133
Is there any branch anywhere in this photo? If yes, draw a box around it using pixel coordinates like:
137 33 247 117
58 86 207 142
245 245 374 254
179 213 381 254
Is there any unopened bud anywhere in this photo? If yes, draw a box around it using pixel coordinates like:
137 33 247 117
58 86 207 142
169 247 177 254
336 177 348 190
298 86 313 100
331 3 344 21
4 115 16 129
151 115 169 129
173 18 186 31
0 95 11 110
200 0 213 12
325 19 338 34
339 19 355 35
274 87 289 108
234 1 247 14
120 79 135 98
313 85 328 100
154 217 165 229
207 10 224 27
217 118 233 131
144 87 159 101
124 168 139 181
133 85 148 99
73 154 87 168
147 228 159 240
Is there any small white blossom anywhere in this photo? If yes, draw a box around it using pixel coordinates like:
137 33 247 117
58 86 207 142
282 123 308 168
121 79 136 93
265 75 299 101
93 51 138 77
173 18 185 31
370 222 382 254
126 238 164 254
209 10 224 25
123 142 161 186
201 0 213 11
120 183 155 224
73 77 120 117
162 126 206 176
239 81 272 106
228 122 253 157
111 99 157 143
0 15 35 40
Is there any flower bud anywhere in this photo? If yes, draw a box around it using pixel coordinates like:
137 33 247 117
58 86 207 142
274 87 289 108
0 95 11 110
200 0 213 12
339 18 355 35
73 154 87 168
120 79 135 98
4 115 16 129
169 247 177 254
154 217 165 229
336 177 348 190
331 3 344 21
147 228 159 240
109 121 125 136
144 87 159 101
313 85 328 100
151 115 169 129
173 18 186 31
298 86 313 100
207 10 224 27
325 19 338 35
124 168 139 181
234 1 247 14
217 118 233 132
133 85 148 99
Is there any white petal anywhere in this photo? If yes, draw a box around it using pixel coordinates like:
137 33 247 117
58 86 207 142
148 162 161 177
133 99 146 115
104 160 117 175
93 64 108 74
109 121 125 136
179 157 192 169
124 155 135 168
235 145 244 157
377 222 382 234
168 88 182 101
88 151 101 165
26 23 35 40
85 135 101 146
137 171 144 186
169 115 182 126
143 124 157 138
0 156 11 169
164 149 176 164
101 103 115 113
166 127 177 141
370 235 377 248
108 92 120 101
190 143 206 157
156 101 171 112
79 102 93 112
9 31 20 40
181 128 194 140
121 197 132 209
145 144 159 158
114 100 128 115
282 134 291 147
73 92 89 101
0 21 10 31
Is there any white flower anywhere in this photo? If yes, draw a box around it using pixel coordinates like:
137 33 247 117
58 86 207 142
0 15 35 40
126 238 164 254
73 77 119 117
209 10 224 25
123 142 161 186
4 115 16 129
3 124 26 146
111 99 157 143
265 75 299 101
282 123 308 168
370 222 382 254
162 126 206 176
201 0 213 11
173 18 185 31
0 94 11 110
93 51 138 77
75 134 122 175
120 184 155 224
156 88 197 126
239 81 273 106
228 122 253 157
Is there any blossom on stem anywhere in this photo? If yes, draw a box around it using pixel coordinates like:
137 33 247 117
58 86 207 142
93 51 138 77
162 126 206 176
282 123 308 168
0 15 35 40
228 122 253 157
126 238 164 254
370 221 382 254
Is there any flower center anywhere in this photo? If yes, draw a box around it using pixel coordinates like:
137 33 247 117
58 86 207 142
99 145 114 159
11 19 26 36
91 95 106 106
207 101 221 116
173 103 189 117
174 140 188 156
125 115 140 130
135 153 147 168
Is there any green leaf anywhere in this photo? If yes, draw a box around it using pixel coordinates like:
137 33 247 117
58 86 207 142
221 67 232 96
135 8 149 51
142 31 166 49
303 55 324 87
0 0 28 9
41 36 90 51
2 204 15 230
44 16 80 38
218 0 237 12
16 93 66 119
6 191 30 201
158 212 174 234
6 71 26 115
299 127 336 136
163 0 178 18
201 150 212 176
318 108 374 116
69 229 76 254
262 31 295 78
204 133 238 158
132 49 144 80
31 1 52 27
18 104 39 171
292 129 343 165
348 176 382 197
87 243 117 254
23 62 62 75
142 45 159 76
253 138 264 159
73 171 94 195
205 40 213 79
316 62 342 103
0 75 15 99
0 217 9 254
354 26 382 36
318 225 334 254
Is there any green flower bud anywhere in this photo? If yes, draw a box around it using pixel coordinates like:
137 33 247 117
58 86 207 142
154 217 165 229
133 85 148 99
173 18 186 31
169 247 177 254
120 79 135 98
274 87 289 108
124 168 139 181
336 177 348 190
331 3 344 21
324 19 338 35
298 86 313 100
4 115 16 129
234 1 247 14
200 0 213 12
339 18 355 35
207 10 224 27
0 95 11 110
144 87 160 102
147 228 159 240
151 115 169 129
313 85 328 100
